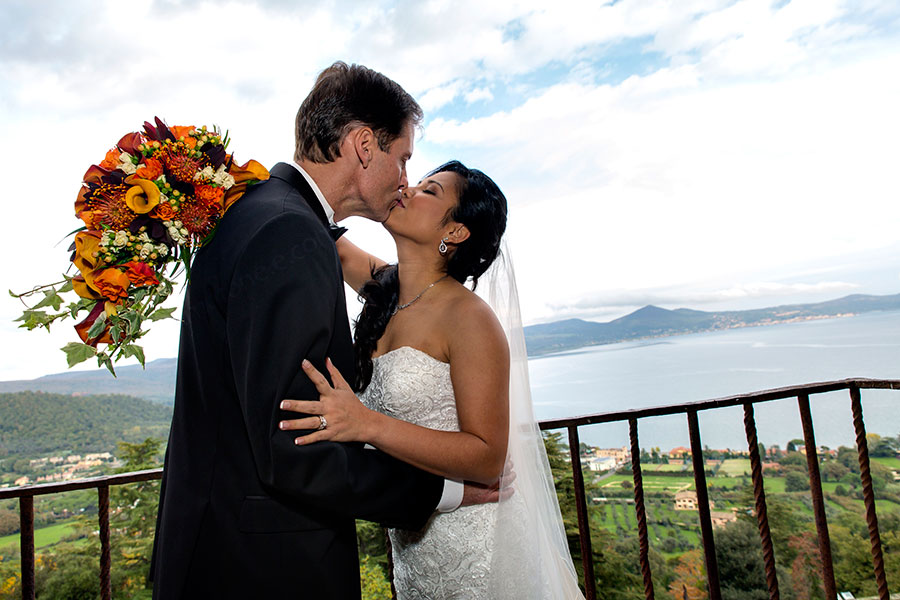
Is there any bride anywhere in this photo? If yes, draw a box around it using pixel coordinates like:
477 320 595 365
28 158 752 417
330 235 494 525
280 160 585 599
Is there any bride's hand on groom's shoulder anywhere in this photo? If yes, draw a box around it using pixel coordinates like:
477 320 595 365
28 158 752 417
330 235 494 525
279 358 375 445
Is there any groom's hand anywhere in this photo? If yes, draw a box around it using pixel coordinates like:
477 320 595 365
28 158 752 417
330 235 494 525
460 464 516 506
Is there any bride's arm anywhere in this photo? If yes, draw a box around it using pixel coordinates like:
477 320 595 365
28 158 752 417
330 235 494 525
279 301 510 485
336 237 387 292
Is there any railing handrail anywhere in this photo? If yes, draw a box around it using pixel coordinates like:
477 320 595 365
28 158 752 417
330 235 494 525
0 467 162 500
538 377 900 430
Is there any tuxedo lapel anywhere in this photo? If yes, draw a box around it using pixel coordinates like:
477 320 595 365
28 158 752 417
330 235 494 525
269 162 329 227
269 162 347 240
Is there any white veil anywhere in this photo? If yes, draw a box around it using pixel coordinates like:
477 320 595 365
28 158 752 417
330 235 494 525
481 241 585 599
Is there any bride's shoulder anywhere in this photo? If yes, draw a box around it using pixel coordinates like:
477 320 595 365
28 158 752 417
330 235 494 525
442 286 507 352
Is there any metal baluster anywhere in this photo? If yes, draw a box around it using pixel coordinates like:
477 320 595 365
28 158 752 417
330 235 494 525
629 418 655 599
98 484 111 600
797 393 837 599
568 425 597 599
850 386 890 599
742 402 780 600
687 410 721 600
19 495 35 600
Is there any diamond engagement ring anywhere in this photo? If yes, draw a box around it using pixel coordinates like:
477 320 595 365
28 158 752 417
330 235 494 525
317 415 328 430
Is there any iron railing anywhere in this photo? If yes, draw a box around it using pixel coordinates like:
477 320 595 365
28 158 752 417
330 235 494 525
539 377 900 600
1 377 898 599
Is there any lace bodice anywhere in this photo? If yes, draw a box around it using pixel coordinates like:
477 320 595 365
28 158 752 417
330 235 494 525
359 346 497 599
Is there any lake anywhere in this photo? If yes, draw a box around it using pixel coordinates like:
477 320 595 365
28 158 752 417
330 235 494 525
528 310 900 451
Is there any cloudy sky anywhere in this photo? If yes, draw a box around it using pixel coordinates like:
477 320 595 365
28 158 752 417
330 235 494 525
1 0 899 380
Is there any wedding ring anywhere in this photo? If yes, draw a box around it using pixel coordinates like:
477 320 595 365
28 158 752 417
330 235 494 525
317 415 328 430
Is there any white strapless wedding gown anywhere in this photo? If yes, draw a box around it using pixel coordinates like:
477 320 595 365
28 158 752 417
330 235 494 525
359 346 498 599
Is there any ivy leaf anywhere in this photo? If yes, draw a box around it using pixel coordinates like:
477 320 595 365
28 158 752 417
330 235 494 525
59 279 74 293
61 342 97 368
148 307 177 322
119 310 142 335
123 344 146 367
15 310 51 330
87 313 108 339
97 352 116 377
34 289 64 311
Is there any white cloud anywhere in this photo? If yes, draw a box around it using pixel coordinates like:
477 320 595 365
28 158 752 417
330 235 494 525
2 0 899 378
464 87 494 103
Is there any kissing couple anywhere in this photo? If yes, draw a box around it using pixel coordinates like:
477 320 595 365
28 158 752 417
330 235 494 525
150 62 584 599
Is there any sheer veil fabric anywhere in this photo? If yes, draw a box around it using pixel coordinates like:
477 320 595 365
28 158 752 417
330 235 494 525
481 241 586 599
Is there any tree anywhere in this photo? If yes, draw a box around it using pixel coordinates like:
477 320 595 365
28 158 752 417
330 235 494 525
669 549 707 600
785 471 810 492
715 520 768 600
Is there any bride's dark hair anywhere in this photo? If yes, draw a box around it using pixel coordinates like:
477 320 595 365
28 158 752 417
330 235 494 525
352 160 508 391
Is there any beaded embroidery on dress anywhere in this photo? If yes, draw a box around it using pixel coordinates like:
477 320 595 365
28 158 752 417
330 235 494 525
359 346 497 599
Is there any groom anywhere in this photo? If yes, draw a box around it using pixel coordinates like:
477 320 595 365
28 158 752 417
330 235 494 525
150 63 466 599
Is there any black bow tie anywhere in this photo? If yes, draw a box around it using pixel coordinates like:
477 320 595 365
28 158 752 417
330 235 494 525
328 224 347 241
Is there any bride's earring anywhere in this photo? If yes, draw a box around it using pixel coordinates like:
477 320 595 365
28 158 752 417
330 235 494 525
439 237 449 256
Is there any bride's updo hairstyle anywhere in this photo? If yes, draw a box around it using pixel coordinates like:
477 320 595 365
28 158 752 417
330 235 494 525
353 160 508 391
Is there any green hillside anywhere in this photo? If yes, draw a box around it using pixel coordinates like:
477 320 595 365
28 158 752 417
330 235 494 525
0 391 172 460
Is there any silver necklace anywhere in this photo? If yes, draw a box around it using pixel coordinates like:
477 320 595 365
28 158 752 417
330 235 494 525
391 275 449 316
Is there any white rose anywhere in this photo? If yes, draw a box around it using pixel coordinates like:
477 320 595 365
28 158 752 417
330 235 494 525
117 152 137 175
114 231 129 247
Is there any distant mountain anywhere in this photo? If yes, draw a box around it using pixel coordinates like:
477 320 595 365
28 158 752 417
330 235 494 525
2 293 898 400
522 293 900 356
0 358 176 405
0 391 172 460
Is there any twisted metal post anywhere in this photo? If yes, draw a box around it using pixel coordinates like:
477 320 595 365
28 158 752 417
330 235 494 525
743 402 780 600
850 386 890 599
629 418 655 600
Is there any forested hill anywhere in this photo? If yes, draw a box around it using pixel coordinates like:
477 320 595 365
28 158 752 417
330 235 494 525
0 358 176 405
0 391 172 460
523 292 900 356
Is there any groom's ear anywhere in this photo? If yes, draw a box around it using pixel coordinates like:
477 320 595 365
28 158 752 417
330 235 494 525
349 126 374 168
447 224 470 245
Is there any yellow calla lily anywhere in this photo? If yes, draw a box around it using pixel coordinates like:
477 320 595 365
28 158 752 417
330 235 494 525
124 176 161 214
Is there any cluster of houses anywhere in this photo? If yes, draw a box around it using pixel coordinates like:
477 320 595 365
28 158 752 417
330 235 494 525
4 452 116 488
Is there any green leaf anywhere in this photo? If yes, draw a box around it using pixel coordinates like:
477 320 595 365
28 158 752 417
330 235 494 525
15 310 51 330
8 289 16 298
61 342 97 368
97 352 116 377
148 307 177 322
59 279 74 293
123 344 146 367
120 310 142 334
132 288 148 303
109 325 122 342
87 312 108 339
33 289 64 311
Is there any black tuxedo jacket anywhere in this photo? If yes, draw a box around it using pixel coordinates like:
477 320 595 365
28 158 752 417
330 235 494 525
150 163 444 599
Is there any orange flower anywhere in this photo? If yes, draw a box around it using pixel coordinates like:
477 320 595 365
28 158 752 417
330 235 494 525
135 157 163 181
171 125 195 141
123 261 159 287
72 275 104 301
124 176 161 214
194 183 225 210
151 201 177 221
73 231 102 277
223 158 269 210
99 149 120 170
93 268 131 303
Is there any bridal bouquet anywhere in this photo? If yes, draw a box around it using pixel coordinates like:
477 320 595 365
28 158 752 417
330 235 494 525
12 117 269 375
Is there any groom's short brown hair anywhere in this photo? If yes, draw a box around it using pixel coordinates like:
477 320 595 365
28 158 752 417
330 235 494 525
294 62 423 164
